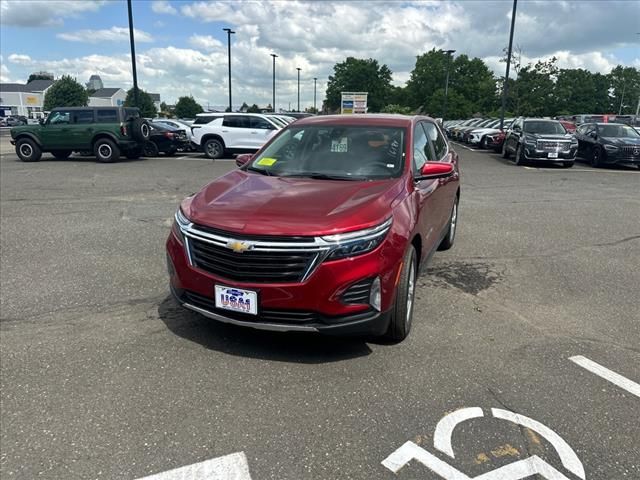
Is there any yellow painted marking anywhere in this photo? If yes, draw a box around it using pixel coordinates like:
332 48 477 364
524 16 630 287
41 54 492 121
475 453 490 464
256 157 277 166
491 443 520 458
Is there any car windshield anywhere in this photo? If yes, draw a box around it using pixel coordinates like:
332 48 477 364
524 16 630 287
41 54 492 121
599 124 640 138
524 121 566 134
247 125 406 180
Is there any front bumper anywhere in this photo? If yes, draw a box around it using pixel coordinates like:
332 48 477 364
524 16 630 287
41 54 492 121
166 229 402 336
602 149 640 165
523 145 577 161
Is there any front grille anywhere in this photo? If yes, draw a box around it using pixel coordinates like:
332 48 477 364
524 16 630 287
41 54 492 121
341 278 373 305
537 140 571 152
189 237 319 283
193 223 315 243
183 290 319 324
620 146 640 157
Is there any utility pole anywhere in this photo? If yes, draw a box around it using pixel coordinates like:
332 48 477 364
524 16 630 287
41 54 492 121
313 77 317 113
618 80 626 115
442 50 455 120
500 0 518 130
126 0 139 107
223 28 235 112
296 67 301 112
270 53 278 112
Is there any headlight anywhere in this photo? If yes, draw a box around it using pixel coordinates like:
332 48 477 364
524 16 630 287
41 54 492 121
524 137 536 146
323 218 392 260
173 207 192 243
604 144 619 151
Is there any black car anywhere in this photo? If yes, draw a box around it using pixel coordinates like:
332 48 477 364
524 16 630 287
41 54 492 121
143 122 189 157
575 123 640 168
502 118 577 167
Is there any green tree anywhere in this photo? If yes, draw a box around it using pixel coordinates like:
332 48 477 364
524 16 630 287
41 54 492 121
381 104 413 114
43 75 88 111
174 96 203 118
608 66 640 114
239 102 249 112
515 57 558 117
554 68 598 115
247 103 261 113
124 87 157 117
325 57 394 112
28 72 53 82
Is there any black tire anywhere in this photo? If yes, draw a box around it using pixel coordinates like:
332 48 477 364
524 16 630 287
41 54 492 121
438 197 459 251
16 138 42 162
93 138 120 163
501 140 511 159
204 138 225 159
131 118 151 141
562 161 574 168
515 143 526 166
165 147 177 157
590 147 603 168
384 246 417 342
125 149 142 160
480 137 487 149
143 141 159 157
51 150 71 160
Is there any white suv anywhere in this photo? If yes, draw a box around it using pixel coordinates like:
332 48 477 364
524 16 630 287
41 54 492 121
191 113 281 159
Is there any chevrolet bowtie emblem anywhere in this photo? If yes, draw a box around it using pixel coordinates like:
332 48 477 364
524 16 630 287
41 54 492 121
226 240 253 253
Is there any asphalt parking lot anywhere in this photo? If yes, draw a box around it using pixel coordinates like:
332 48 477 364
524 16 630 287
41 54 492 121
1 138 638 480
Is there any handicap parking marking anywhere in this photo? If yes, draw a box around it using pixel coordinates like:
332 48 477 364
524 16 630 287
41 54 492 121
135 451 252 480
382 407 585 480
569 355 640 398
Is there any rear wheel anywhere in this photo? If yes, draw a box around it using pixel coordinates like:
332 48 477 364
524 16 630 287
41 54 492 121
51 150 71 160
93 138 120 163
16 138 42 162
204 138 224 159
384 246 417 342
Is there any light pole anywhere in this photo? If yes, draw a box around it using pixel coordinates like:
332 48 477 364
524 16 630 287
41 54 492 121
313 77 317 113
126 0 139 107
500 0 518 130
618 80 626 115
442 49 455 120
270 53 278 112
223 28 235 112
296 67 301 112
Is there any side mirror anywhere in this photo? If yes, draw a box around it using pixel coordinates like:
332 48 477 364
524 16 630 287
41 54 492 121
417 161 454 180
235 153 253 167
39 118 45 125
589 132 597 139
513 125 521 132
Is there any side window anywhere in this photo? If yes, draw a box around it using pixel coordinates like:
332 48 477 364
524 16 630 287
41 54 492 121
223 116 250 128
250 117 275 130
423 122 448 160
96 109 118 123
412 123 434 174
48 110 71 125
74 110 94 124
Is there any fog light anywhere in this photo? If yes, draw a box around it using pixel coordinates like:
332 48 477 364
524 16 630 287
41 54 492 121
166 253 176 277
370 276 381 311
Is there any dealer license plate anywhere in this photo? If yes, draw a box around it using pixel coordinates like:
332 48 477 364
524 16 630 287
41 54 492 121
215 285 258 315
547 152 558 158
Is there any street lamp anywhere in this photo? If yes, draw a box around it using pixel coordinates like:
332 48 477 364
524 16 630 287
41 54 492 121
126 0 139 107
500 0 518 130
442 49 455 121
296 67 301 112
270 54 278 112
313 77 317 113
223 27 235 112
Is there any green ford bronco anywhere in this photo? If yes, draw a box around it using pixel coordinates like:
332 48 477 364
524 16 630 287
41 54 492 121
10 106 151 163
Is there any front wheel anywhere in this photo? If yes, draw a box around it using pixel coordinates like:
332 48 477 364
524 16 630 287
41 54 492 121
438 197 459 251
385 246 417 342
16 138 42 162
143 141 159 157
590 147 603 168
501 141 511 159
515 144 526 166
480 137 487 149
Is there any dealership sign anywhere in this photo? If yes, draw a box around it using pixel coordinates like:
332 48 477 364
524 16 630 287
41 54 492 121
341 92 368 114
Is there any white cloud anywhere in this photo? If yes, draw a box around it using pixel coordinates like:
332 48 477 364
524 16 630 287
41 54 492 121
1 56 12 82
189 35 224 51
0 0 105 27
57 27 154 44
151 1 177 15
8 54 33 65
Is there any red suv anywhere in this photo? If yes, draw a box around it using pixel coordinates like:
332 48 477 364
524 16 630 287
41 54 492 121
166 115 460 341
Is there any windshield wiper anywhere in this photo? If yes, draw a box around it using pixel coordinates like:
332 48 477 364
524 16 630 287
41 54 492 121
282 172 364 181
247 166 273 176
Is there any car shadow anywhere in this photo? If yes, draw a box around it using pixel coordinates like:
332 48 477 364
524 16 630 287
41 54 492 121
157 295 374 364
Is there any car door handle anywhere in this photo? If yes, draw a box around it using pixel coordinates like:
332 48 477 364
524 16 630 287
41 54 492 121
222 130 229 133
250 131 258 134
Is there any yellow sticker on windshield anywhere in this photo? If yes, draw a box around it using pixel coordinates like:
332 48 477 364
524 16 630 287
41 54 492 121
257 157 277 166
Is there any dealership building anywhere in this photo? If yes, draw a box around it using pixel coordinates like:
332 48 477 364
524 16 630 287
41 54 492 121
0 79 54 119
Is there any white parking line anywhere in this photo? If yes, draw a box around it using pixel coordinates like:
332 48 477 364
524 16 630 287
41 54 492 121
523 166 637 173
135 452 252 479
569 355 640 398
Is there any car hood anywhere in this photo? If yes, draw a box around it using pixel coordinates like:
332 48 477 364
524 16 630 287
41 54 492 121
601 137 640 146
184 170 405 237
470 127 500 135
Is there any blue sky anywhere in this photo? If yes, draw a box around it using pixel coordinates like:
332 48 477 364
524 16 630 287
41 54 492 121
1 0 639 109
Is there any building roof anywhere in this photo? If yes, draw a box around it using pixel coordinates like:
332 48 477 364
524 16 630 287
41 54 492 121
0 83 27 93
149 93 160 102
91 88 123 98
25 79 54 92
